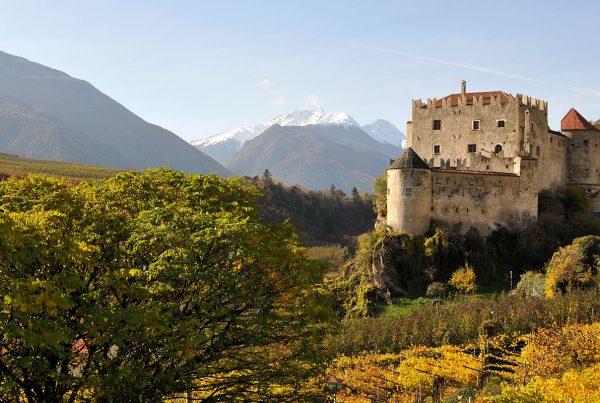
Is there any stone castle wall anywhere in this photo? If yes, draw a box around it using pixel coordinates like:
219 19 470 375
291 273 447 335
430 161 537 234
406 90 565 191
387 84 598 237
564 129 600 186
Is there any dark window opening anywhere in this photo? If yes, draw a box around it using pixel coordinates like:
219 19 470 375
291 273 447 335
495 144 503 153
584 139 590 147
472 120 480 130
536 146 540 156
467 144 477 153
433 120 441 130
405 187 412 196
433 145 441 154
497 120 506 128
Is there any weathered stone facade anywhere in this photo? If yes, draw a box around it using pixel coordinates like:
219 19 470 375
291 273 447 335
387 82 599 235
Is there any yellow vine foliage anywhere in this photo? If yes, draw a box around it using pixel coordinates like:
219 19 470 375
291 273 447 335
517 322 600 379
493 364 600 403
327 346 479 401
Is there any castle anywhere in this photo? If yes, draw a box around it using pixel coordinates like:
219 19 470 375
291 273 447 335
387 81 600 235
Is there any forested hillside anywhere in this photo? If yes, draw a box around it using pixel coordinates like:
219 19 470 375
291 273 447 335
242 170 375 248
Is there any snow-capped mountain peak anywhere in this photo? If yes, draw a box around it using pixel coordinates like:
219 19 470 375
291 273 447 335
362 119 406 148
191 108 359 149
265 108 359 127
190 109 403 164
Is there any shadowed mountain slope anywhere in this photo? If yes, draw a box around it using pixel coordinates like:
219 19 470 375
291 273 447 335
0 51 228 175
227 124 402 193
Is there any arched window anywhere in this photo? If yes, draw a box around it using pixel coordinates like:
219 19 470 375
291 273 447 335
494 144 503 154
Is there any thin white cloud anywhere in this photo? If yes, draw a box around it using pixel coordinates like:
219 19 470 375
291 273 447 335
357 45 600 97
305 94 321 108
259 78 274 91
272 96 287 106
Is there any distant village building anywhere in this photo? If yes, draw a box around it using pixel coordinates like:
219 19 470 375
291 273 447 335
387 81 600 235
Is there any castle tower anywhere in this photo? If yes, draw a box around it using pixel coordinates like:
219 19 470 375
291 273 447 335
387 147 432 234
561 108 600 191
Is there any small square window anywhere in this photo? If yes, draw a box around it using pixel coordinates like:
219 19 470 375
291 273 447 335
405 187 413 196
497 120 506 128
433 120 441 130
433 145 441 154
467 144 477 153
584 139 590 147
472 120 480 130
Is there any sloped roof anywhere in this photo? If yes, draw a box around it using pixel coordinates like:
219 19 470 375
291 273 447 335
431 91 511 108
389 147 431 170
561 108 599 131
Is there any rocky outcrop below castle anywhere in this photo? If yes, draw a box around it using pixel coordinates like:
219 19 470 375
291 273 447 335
370 234 426 303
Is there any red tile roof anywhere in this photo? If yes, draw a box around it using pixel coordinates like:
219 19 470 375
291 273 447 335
561 108 599 131
432 91 511 108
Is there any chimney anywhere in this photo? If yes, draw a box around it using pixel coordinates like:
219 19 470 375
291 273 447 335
461 80 467 97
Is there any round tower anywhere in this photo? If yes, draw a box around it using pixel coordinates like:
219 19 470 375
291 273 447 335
387 147 432 235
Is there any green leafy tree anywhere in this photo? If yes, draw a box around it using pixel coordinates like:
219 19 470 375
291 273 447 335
0 170 327 402
545 235 600 297
372 176 387 218
351 186 360 202
425 282 447 299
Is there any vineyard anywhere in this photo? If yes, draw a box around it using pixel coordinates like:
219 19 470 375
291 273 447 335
0 153 122 181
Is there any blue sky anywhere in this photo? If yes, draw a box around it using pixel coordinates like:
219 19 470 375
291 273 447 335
1 0 599 140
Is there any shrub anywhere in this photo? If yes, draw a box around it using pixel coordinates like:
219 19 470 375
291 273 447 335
425 282 447 299
449 264 478 293
515 271 546 297
545 235 600 298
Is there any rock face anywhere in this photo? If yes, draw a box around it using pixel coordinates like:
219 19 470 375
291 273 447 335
0 51 229 175
370 235 427 303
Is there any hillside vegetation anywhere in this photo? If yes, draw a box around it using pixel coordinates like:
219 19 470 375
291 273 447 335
0 153 122 181
1 162 599 401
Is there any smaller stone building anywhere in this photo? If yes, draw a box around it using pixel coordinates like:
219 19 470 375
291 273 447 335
387 82 600 235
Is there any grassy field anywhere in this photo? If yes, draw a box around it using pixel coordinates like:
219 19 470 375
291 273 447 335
0 153 123 181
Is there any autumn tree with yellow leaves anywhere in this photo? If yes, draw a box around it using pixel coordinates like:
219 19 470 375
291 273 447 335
0 170 329 402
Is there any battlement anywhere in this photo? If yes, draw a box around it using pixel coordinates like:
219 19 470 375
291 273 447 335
412 82 547 112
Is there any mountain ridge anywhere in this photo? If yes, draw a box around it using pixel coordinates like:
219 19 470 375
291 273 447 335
227 123 402 193
0 51 229 176
191 108 404 164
